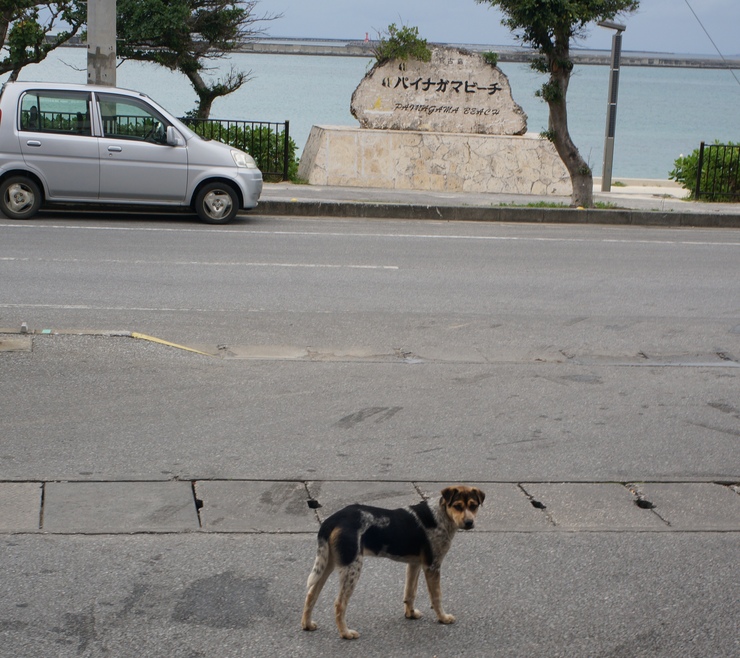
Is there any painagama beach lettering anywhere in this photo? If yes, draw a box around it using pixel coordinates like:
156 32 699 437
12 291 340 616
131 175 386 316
394 103 501 117
382 77 503 96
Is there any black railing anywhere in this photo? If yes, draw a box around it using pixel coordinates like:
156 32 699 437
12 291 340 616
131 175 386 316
695 142 740 201
183 118 291 181
21 109 91 135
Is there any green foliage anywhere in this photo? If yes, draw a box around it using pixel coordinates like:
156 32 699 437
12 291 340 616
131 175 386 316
536 79 563 103
669 150 699 192
187 121 300 182
482 51 499 67
117 0 274 118
540 128 556 142
0 0 85 77
373 23 432 63
670 141 740 201
476 1 639 55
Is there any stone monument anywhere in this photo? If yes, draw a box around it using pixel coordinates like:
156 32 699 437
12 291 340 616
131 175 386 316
297 46 571 195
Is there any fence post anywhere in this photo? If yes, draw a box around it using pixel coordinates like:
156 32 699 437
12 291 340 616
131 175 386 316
695 141 705 200
283 120 290 181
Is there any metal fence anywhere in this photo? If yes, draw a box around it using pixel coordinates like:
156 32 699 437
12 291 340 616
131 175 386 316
695 142 740 201
183 118 292 181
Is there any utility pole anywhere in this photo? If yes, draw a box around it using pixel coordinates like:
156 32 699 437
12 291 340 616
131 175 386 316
597 19 626 192
87 0 117 86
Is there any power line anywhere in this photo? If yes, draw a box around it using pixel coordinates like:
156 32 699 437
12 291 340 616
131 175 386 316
683 0 740 87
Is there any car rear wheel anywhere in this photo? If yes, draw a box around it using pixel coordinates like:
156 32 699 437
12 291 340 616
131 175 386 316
0 176 42 220
194 182 239 224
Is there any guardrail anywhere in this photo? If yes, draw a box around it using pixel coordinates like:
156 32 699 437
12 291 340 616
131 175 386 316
183 118 292 181
695 142 740 201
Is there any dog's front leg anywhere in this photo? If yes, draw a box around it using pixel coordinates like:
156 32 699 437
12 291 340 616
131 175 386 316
403 563 422 619
423 567 455 624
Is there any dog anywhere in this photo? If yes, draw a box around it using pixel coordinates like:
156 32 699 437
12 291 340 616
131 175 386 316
300 485 485 639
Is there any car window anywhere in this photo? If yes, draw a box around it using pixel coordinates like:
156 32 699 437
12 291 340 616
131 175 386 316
97 93 169 144
20 90 92 136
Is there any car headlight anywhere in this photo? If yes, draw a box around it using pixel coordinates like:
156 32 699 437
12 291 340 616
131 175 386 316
231 150 258 169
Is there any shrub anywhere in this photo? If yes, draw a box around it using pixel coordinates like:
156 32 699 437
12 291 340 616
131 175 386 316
373 23 432 64
482 51 499 67
670 140 739 201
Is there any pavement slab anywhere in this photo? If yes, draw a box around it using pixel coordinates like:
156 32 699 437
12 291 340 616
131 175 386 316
42 481 199 533
0 483 41 531
196 480 316 532
638 482 740 530
521 483 667 531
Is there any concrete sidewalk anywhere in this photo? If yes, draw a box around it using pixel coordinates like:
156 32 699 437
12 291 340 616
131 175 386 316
258 179 740 228
2 479 738 534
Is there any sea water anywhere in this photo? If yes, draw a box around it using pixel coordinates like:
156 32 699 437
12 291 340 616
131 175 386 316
5 48 739 179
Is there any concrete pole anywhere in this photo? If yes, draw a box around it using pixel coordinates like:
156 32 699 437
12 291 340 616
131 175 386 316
598 21 626 193
87 0 117 86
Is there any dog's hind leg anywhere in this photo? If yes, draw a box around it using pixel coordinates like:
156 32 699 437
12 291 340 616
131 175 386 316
301 540 334 631
403 563 423 619
334 557 363 639
423 567 456 625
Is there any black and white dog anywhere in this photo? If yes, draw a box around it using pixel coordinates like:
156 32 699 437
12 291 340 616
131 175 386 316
301 485 485 639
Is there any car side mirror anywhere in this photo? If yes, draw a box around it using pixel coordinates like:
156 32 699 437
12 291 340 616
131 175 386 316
166 126 186 147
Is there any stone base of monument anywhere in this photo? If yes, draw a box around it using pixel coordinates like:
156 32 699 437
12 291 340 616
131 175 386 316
297 125 572 196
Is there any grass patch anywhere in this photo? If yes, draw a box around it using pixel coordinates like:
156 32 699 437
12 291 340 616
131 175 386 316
500 201 568 208
498 201 624 210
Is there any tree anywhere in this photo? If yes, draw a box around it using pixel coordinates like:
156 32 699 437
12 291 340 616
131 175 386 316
476 0 639 207
0 0 85 79
116 0 276 119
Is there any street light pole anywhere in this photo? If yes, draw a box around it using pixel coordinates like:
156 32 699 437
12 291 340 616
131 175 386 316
598 20 626 192
87 0 117 86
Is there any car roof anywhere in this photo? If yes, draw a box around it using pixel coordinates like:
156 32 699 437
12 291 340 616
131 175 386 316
3 80 150 99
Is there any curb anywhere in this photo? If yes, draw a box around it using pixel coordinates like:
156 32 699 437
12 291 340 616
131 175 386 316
258 199 740 228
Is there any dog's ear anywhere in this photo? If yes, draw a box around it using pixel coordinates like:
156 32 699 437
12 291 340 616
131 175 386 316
441 486 458 506
471 487 485 506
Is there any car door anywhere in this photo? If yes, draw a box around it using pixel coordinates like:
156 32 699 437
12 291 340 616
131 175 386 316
18 89 99 199
96 92 188 203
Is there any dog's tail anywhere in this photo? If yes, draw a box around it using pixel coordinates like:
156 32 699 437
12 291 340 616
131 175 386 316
307 537 330 589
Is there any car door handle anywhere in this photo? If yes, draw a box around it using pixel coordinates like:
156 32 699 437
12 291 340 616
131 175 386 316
26 140 42 147
107 146 122 152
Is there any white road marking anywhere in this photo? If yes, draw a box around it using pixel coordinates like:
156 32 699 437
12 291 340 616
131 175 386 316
0 257 397 269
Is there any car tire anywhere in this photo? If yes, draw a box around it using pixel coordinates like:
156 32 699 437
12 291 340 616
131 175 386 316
194 182 239 224
0 176 42 220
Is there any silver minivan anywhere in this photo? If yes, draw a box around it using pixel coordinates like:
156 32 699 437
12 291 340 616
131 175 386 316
0 81 263 224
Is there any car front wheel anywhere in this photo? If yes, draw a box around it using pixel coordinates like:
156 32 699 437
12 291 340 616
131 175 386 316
0 176 42 220
194 182 239 224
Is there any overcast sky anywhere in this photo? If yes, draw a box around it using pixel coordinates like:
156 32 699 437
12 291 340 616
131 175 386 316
265 0 740 57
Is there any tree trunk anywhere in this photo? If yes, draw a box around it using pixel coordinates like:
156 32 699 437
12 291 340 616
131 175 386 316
194 93 214 121
546 55 594 207
182 67 247 120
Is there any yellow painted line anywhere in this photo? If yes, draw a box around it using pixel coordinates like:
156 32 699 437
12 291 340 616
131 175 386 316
130 332 214 357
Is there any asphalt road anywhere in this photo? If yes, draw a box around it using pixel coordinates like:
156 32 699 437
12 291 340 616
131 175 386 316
1 210 739 656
